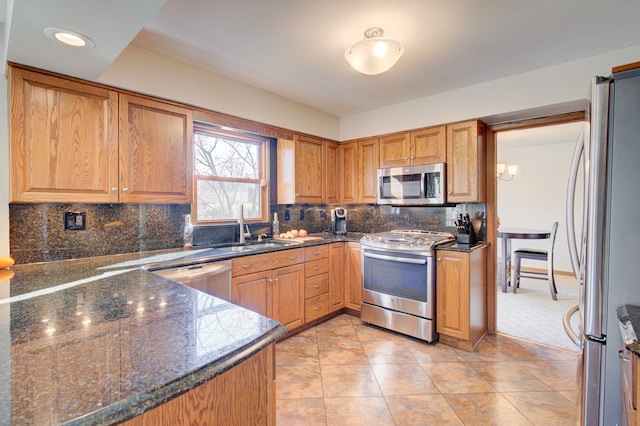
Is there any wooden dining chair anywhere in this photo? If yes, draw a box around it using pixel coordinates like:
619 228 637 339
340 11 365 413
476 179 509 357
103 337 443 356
512 222 559 300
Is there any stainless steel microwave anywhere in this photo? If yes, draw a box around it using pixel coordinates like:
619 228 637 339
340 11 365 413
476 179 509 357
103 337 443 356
377 163 446 205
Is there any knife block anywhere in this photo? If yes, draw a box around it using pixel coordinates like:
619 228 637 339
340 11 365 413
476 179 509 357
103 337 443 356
457 227 477 245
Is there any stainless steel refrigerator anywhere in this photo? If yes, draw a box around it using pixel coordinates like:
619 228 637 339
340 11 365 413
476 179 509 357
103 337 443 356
565 66 640 425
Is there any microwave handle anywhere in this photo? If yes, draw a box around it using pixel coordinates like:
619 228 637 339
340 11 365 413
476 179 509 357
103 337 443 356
421 173 426 198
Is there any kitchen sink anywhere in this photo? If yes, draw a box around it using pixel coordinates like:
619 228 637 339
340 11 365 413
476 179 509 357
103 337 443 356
219 245 258 252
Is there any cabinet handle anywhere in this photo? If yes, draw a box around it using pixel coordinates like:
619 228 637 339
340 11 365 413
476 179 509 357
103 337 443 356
122 188 129 192
404 156 408 160
111 187 118 193
314 306 321 310
313 250 321 255
411 155 415 160
295 193 300 197
290 256 299 260
313 266 321 271
313 284 321 289
274 278 279 283
268 279 273 284
437 258 441 261
242 264 252 269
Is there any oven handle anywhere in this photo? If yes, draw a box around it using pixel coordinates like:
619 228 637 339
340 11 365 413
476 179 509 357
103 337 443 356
363 252 427 265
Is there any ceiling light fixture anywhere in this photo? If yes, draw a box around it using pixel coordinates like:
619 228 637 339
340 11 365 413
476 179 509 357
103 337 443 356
344 27 404 75
44 27 95 48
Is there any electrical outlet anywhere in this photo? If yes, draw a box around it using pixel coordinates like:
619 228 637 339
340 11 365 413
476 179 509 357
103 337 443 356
300 210 305 220
284 209 291 221
64 212 86 230
319 209 327 218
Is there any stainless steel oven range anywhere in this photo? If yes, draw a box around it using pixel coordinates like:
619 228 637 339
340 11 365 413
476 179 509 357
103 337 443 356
360 230 455 342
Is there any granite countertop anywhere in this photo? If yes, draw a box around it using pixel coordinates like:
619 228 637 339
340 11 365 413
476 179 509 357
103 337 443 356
436 242 489 253
617 305 640 356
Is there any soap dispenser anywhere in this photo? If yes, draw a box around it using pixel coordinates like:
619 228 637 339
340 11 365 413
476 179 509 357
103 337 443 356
183 214 194 248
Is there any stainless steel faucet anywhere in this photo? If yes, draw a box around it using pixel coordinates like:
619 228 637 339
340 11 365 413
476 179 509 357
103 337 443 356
238 204 252 243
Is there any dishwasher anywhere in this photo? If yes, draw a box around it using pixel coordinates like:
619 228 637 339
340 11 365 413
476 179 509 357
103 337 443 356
151 260 232 302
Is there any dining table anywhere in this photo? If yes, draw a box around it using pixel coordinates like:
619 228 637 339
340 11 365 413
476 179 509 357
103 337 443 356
497 227 551 293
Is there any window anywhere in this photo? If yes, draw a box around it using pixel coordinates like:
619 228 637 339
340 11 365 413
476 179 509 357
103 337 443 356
193 124 269 223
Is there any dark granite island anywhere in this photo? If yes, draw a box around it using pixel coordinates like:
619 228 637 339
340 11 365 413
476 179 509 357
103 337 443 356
0 257 287 425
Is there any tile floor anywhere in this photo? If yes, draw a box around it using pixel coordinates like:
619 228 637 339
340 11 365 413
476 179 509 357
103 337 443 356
275 314 579 425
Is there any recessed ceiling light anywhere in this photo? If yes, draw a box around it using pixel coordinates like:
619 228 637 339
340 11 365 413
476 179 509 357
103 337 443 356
44 27 95 48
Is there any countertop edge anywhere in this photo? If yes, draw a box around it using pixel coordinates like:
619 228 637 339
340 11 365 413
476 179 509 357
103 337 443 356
64 324 288 426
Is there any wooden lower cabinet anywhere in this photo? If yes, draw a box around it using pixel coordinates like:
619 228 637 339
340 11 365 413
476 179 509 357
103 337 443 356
122 344 276 426
328 242 345 311
436 245 487 351
344 242 362 311
232 265 304 331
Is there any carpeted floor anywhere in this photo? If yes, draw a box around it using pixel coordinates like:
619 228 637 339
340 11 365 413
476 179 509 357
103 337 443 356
497 273 580 352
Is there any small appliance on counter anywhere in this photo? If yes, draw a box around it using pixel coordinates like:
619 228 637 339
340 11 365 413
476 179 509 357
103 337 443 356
331 208 347 235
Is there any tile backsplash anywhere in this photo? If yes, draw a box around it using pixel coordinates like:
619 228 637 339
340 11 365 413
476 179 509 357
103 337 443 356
9 202 485 264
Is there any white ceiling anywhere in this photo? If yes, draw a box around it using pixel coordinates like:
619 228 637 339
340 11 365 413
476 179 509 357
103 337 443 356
4 0 640 117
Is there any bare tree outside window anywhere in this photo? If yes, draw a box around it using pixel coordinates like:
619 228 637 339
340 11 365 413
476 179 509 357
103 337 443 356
193 126 267 222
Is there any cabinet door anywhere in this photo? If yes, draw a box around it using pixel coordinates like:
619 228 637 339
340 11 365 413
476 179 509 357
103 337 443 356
436 251 470 340
379 133 410 168
446 120 485 203
295 135 325 204
119 94 193 203
411 126 446 165
328 243 345 311
232 271 272 317
9 67 119 203
358 138 380 203
272 265 305 331
344 242 362 311
338 142 358 203
325 141 339 204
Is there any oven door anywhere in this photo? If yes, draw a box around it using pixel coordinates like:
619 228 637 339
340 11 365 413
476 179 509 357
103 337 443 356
361 248 434 319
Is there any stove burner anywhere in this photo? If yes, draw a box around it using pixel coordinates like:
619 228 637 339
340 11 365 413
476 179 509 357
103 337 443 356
361 229 455 252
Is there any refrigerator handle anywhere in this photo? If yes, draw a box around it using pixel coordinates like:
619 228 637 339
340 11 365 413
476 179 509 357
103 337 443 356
566 132 584 280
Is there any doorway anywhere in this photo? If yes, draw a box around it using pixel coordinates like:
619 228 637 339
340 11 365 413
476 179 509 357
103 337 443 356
494 122 585 351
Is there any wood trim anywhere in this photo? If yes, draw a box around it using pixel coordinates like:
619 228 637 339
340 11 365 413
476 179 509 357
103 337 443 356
488 110 587 132
612 61 640 74
485 127 497 335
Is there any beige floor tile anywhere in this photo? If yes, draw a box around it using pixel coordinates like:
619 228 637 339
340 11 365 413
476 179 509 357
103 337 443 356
493 334 579 362
317 337 369 365
445 393 534 425
353 322 406 342
371 363 440 396
404 340 466 363
285 326 318 344
316 323 359 342
452 337 514 363
276 398 326 426
320 364 381 397
502 391 578 425
470 361 553 392
385 394 464 425
362 340 417 364
422 362 497 394
277 340 320 366
324 397 394 426
517 360 578 391
276 365 324 399
316 313 354 328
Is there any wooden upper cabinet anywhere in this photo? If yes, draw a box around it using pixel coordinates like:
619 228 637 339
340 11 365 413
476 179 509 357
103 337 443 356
412 126 446 165
325 141 339 204
446 120 486 203
358 138 379 203
379 133 410 168
338 142 358 204
379 126 445 168
278 134 338 204
119 94 193 203
295 135 325 204
9 66 193 204
9 67 119 203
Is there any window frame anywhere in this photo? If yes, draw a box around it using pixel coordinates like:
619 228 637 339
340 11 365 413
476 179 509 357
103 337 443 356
192 123 269 224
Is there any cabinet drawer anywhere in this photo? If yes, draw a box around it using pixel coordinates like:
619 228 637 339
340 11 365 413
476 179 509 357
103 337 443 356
305 274 329 299
305 259 329 277
232 248 304 276
305 293 329 322
305 245 328 262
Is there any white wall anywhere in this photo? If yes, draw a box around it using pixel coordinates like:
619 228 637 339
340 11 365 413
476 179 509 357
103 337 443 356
496 136 584 273
340 44 640 140
99 46 341 141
